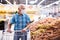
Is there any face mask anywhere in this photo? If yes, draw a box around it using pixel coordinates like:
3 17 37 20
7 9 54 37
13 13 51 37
21 10 26 13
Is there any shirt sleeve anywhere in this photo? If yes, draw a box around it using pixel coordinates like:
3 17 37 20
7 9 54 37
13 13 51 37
26 15 30 23
10 15 15 24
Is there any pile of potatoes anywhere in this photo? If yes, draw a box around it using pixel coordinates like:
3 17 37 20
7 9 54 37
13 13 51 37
27 17 60 40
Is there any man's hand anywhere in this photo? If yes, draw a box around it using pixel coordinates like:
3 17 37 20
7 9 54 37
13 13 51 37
21 28 26 32
7 23 12 33
7 29 12 33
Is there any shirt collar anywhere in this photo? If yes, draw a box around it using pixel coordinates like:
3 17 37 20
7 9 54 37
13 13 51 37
16 13 24 16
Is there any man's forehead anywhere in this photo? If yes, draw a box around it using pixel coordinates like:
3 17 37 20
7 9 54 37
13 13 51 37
18 4 25 8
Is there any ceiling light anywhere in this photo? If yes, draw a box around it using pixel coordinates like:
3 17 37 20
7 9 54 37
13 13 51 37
29 0 38 4
5 0 12 4
42 1 60 8
38 0 45 6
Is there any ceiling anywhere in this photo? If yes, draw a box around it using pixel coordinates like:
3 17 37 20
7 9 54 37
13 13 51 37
0 0 60 6
41 0 59 6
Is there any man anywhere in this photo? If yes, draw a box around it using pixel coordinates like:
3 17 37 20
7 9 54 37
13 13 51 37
7 4 30 40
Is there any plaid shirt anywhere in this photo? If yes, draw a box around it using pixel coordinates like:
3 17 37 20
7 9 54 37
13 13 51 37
10 13 30 30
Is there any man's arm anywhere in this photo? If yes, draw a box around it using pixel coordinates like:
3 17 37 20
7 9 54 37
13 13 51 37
23 15 31 30
7 15 15 32
23 23 30 30
25 20 34 29
8 22 12 30
22 23 30 32
7 22 12 33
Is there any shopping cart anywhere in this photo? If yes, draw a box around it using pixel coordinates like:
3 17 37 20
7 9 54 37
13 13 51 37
1 30 31 40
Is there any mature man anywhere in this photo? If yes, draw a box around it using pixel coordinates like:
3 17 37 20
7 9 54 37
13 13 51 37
7 4 30 40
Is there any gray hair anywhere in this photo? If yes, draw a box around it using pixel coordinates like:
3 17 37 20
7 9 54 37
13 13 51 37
18 4 25 8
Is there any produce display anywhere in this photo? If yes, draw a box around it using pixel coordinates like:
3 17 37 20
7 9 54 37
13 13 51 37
0 5 18 13
27 17 60 40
